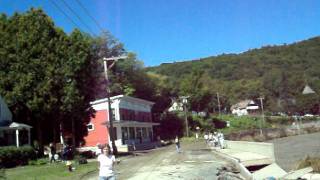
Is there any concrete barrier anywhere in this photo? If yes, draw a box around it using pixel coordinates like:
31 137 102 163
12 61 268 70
211 150 252 179
225 140 275 161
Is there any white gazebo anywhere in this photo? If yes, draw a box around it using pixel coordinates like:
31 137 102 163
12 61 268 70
0 95 32 147
0 122 32 147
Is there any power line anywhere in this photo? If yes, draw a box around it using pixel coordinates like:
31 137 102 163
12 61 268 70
75 0 104 33
59 0 96 35
48 0 81 29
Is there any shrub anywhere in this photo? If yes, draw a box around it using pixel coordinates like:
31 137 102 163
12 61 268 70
74 155 88 164
0 146 36 168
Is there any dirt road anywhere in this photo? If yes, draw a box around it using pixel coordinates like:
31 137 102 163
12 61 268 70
84 140 227 180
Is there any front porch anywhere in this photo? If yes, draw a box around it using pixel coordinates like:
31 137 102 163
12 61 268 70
0 122 32 147
113 121 159 152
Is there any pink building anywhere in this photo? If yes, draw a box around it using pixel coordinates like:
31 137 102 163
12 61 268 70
81 95 159 152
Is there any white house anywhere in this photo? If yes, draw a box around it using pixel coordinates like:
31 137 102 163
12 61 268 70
231 100 259 116
168 98 184 112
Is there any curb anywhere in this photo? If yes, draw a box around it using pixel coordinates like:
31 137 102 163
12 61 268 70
210 148 252 180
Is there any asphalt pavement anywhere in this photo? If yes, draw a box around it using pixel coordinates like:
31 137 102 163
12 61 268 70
271 132 320 171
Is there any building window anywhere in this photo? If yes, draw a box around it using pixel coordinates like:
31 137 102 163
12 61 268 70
87 123 94 131
113 127 117 140
111 108 116 120
148 127 153 141
130 110 135 121
121 127 128 144
136 127 142 143
129 127 135 139
142 127 147 138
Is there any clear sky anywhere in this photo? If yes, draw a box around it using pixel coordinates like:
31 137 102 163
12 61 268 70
1 0 320 66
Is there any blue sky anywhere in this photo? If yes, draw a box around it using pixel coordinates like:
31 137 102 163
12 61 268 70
1 0 320 66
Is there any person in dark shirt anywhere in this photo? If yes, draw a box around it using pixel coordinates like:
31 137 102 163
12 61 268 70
49 143 56 163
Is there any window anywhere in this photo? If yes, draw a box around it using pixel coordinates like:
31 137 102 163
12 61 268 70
121 127 128 144
113 127 117 140
87 123 94 131
129 127 135 139
142 127 147 138
111 108 116 120
148 127 152 138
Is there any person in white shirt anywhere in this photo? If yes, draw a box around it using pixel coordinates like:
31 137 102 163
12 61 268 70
218 132 225 149
204 133 209 144
98 144 116 180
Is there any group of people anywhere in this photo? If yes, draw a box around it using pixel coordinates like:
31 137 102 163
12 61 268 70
48 143 73 163
47 143 74 171
204 131 225 149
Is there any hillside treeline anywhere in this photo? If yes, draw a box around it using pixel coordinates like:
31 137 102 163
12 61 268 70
147 37 320 114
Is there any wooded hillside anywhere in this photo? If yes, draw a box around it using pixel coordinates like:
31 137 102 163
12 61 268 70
147 37 320 114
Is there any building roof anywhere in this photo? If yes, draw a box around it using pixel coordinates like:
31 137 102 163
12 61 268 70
231 99 257 110
302 85 316 95
0 122 32 130
0 95 12 122
90 95 154 106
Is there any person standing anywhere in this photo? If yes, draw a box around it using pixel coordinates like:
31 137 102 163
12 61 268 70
98 144 116 180
204 133 209 144
175 136 180 153
218 132 225 149
49 143 56 163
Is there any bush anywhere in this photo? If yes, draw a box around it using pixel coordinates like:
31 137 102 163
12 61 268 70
0 146 36 168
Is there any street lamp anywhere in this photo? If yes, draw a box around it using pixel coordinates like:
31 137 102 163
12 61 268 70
180 96 190 137
103 56 127 155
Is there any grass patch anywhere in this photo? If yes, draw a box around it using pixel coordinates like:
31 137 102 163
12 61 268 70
180 136 198 142
214 114 269 134
3 160 98 180
297 156 320 172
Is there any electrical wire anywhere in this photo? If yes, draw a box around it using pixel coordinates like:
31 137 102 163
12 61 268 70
48 0 81 29
59 0 96 35
75 0 105 33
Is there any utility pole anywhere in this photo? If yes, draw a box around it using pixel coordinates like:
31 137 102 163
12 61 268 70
217 92 221 116
181 96 190 137
258 97 265 136
103 56 127 155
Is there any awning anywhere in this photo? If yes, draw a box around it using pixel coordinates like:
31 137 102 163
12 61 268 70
0 122 32 130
